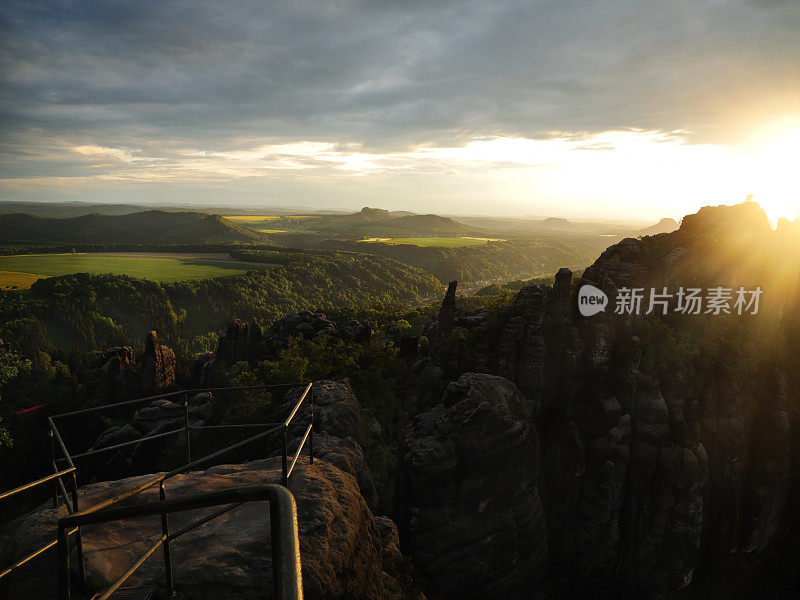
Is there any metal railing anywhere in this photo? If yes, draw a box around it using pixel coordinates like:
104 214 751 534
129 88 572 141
0 467 82 582
1 382 315 599
57 485 302 600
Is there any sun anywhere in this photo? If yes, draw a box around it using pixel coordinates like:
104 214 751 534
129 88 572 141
739 122 800 223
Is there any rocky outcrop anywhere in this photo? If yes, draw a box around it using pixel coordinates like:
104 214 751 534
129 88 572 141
79 332 179 406
429 280 457 362
79 346 137 406
420 278 548 406
194 315 373 386
267 311 337 352
0 458 419 600
281 379 369 449
88 394 212 481
403 203 800 597
539 203 798 594
142 331 176 394
339 320 372 344
2 374 426 600
216 319 265 365
195 320 265 386
399 373 548 600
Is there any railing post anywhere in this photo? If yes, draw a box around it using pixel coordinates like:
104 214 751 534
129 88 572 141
281 427 288 487
57 524 70 600
69 472 86 586
309 388 314 465
49 429 58 508
270 499 282 599
183 391 192 469
159 481 175 597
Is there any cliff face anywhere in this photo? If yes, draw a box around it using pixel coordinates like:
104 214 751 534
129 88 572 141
399 373 548 599
411 202 800 596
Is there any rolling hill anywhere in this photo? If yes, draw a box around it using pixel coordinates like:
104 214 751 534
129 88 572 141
0 211 269 244
311 207 475 236
382 213 472 234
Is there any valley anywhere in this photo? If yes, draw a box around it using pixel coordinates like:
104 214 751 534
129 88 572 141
1 201 798 600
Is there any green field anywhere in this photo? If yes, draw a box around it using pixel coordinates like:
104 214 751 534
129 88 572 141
358 236 504 247
224 215 319 223
0 253 268 289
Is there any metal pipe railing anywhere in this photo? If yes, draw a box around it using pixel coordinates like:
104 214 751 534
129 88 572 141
158 481 174 596
65 427 184 461
0 527 79 580
57 485 303 600
183 390 192 467
50 384 305 420
2 381 314 594
0 467 75 501
287 423 313 480
168 501 244 540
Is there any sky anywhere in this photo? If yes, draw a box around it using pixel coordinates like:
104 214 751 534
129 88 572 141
1 0 799 221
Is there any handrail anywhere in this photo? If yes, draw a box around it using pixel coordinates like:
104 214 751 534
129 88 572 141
0 527 79 580
57 485 303 600
1 381 315 597
51 383 305 420
0 467 75 501
65 427 184 461
283 383 312 427
287 423 313 480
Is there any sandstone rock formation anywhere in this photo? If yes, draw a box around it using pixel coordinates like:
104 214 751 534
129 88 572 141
267 311 337 352
79 332 178 406
216 319 265 366
0 458 418 600
421 278 548 408
142 331 176 394
193 315 373 387
281 379 369 449
399 372 548 600
88 394 212 481
404 202 800 596
79 346 137 406
339 319 372 344
194 320 265 386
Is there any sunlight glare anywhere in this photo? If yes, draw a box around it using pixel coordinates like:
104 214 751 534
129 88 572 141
739 121 800 223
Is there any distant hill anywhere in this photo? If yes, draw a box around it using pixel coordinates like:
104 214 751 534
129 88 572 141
311 206 474 236
453 215 652 236
0 211 269 244
381 213 472 234
330 207 394 227
638 217 679 236
0 201 348 218
539 217 576 230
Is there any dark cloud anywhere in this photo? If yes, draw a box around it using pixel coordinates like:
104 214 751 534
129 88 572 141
1 0 799 181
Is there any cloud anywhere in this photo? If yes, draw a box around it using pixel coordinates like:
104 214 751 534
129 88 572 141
0 0 798 214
